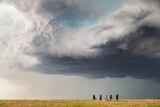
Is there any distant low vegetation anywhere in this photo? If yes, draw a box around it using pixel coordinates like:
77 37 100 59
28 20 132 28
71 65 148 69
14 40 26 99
0 100 159 107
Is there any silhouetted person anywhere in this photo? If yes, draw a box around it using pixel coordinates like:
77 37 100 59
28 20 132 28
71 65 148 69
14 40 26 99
110 95 112 100
105 95 108 100
93 94 96 100
100 94 102 100
116 94 119 100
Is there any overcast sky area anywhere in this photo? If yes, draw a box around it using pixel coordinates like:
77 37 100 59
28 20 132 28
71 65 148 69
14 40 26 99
0 0 160 99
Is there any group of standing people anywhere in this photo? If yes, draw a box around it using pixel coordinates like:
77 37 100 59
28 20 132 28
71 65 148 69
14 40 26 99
93 94 119 100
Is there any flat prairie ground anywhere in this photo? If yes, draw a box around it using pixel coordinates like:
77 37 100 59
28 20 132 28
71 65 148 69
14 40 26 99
0 100 159 107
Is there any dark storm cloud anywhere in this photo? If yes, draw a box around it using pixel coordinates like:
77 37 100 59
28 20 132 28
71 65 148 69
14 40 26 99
31 25 160 82
1 0 160 82
29 2 160 82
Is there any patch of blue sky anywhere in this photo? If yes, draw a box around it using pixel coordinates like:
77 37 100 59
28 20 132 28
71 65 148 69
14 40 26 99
51 17 95 27
50 0 121 27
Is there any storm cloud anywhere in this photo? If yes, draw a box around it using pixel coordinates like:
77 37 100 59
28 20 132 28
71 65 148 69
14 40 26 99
0 0 160 82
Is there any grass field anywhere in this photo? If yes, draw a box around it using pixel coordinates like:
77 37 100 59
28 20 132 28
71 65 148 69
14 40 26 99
0 100 159 107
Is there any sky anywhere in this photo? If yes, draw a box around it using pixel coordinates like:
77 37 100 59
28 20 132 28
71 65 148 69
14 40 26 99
0 0 160 99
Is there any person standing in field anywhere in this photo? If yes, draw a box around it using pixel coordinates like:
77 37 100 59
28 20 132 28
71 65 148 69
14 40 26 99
116 94 119 100
93 94 96 100
100 94 102 100
110 95 112 100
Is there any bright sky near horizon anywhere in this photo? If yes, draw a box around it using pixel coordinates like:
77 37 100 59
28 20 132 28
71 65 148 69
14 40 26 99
0 0 160 99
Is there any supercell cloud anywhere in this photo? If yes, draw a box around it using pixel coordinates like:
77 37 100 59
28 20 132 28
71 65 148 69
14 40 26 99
0 0 160 81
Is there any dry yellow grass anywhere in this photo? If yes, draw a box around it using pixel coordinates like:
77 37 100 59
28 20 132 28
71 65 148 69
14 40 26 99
0 99 159 107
